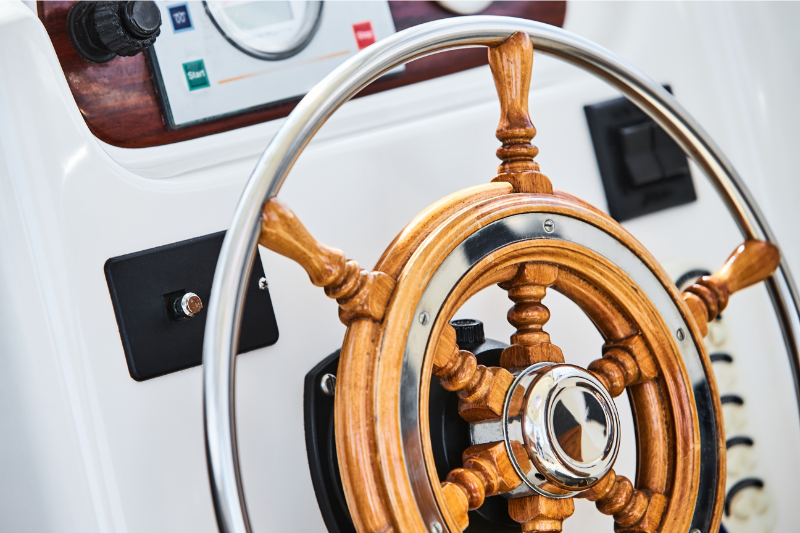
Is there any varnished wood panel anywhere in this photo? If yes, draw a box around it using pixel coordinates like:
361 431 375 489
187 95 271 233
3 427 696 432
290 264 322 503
38 1 566 148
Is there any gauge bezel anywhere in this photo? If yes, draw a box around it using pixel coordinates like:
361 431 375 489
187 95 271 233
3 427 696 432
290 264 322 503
203 1 324 61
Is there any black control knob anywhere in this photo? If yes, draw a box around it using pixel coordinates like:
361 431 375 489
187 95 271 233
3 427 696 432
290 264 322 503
450 318 485 349
68 1 162 63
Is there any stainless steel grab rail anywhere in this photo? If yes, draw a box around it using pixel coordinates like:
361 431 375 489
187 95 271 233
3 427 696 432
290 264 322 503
202 16 800 533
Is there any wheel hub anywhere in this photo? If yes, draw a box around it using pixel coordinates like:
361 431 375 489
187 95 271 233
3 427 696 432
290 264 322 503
485 363 620 498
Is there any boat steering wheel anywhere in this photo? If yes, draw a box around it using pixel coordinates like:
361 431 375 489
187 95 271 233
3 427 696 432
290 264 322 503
203 16 795 533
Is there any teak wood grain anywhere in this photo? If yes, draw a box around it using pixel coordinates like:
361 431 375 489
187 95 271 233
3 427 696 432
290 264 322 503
579 470 668 533
432 324 515 423
38 1 566 148
589 334 659 397
508 495 574 532
332 186 722 533
488 32 553 194
259 198 395 325
682 240 780 337
498 262 564 368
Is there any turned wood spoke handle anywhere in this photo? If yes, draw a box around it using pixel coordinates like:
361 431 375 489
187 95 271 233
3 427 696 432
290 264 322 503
588 335 658 397
682 240 780 336
579 469 667 533
260 198 348 287
433 324 515 423
259 198 395 325
441 441 523 530
488 32 552 194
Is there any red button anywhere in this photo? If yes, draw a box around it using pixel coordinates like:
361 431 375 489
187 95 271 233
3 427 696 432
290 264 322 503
352 21 376 50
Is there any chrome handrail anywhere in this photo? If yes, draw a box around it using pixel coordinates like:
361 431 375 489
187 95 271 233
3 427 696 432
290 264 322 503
203 16 800 533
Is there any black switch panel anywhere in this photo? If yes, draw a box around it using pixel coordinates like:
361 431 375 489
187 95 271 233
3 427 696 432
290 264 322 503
105 231 279 381
584 87 696 221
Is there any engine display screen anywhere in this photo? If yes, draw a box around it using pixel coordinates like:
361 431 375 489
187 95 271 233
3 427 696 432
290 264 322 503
222 1 294 30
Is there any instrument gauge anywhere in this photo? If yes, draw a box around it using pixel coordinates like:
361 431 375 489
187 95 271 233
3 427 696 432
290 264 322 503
204 1 323 61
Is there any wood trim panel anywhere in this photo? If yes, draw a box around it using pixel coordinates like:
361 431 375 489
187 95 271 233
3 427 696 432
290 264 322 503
38 1 566 148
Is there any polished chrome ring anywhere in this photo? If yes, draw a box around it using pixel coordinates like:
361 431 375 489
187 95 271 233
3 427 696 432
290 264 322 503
203 15 800 533
404 212 718 531
503 364 620 498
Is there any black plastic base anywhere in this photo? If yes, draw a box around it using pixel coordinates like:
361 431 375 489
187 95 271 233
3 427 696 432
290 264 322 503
304 350 355 533
304 326 514 532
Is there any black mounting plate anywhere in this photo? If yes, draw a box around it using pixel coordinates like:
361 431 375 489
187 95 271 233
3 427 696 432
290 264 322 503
104 231 279 381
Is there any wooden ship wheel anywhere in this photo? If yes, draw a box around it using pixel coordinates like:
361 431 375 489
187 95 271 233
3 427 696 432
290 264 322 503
203 18 787 533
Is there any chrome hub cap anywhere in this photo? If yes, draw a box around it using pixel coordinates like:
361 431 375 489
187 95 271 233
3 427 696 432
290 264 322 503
473 363 620 499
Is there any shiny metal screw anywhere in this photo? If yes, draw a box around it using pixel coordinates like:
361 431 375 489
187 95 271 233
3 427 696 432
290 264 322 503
419 311 430 325
320 374 336 396
177 292 203 318
690 529 701 533
544 219 555 233
258 277 268 290
676 328 686 341
430 522 443 533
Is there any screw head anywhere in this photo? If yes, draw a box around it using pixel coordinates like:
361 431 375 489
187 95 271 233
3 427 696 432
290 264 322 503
419 311 430 325
179 292 203 317
258 277 268 290
320 373 336 396
676 328 686 341
430 522 443 533
544 219 555 233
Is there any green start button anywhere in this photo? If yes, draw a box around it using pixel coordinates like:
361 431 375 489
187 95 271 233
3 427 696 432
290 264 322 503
183 60 210 91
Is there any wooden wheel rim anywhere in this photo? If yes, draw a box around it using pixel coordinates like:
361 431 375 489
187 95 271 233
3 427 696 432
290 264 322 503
335 188 724 533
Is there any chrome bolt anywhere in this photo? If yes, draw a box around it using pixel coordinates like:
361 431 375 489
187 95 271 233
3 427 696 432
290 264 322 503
690 529 701 533
320 373 336 396
419 311 430 325
544 219 555 233
176 292 203 318
676 328 686 341
430 522 443 533
258 277 268 290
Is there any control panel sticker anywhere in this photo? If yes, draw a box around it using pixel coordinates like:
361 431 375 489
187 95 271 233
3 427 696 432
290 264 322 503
149 1 399 127
183 60 210 90
352 21 375 50
168 3 193 33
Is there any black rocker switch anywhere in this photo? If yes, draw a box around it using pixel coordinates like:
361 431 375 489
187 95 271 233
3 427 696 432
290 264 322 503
585 87 696 222
619 122 663 187
653 126 691 178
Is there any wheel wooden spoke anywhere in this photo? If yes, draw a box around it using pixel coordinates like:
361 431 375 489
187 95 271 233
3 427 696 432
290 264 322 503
433 324 514 423
259 198 395 325
588 334 659 397
499 262 564 369
508 495 575 532
578 469 667 533
441 441 523 530
488 31 553 194
682 240 780 337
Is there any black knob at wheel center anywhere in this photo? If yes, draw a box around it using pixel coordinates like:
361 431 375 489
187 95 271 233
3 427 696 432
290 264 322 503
451 318 486 348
